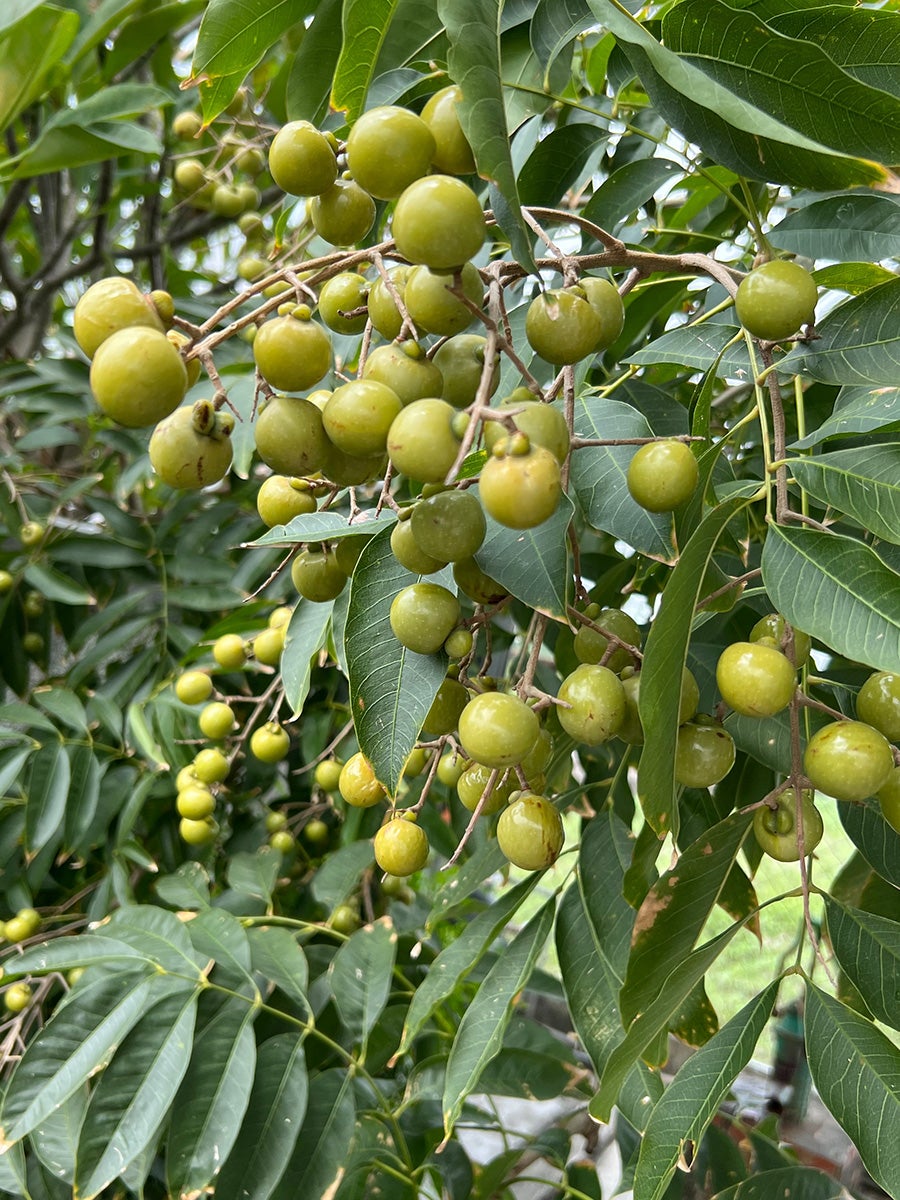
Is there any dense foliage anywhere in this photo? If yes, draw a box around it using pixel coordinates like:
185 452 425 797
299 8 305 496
1 1 900 1198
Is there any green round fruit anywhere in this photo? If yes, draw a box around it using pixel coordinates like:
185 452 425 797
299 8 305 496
497 793 564 871
362 341 443 407
618 668 700 745
716 641 796 718
269 606 294 630
173 158 207 194
578 276 625 350
557 663 626 746
367 266 410 340
734 260 817 342
457 763 517 814
437 751 466 787
749 613 811 667
179 817 218 845
291 546 347 602
483 392 569 464
199 701 235 740
877 768 900 834
479 439 561 530
317 273 369 335
390 518 447 574
804 720 894 802
253 626 284 666
404 262 482 336
211 184 246 218
339 751 386 807
388 398 463 484
4 983 32 1013
433 333 499 409
323 380 402 457
255 396 329 477
212 633 246 671
444 627 473 659
238 255 270 282
253 313 332 392
270 830 296 855
177 786 216 820
149 404 233 489
193 747 229 783
856 671 900 742
74 276 164 358
374 816 429 876
627 440 699 512
172 110 203 140
0 570 14 594
268 120 338 196
265 810 288 834
392 174 486 270
309 178 377 245
410 489 486 562
23 590 44 618
753 789 823 861
18 521 44 549
331 904 360 933
421 84 476 175
346 106 435 199
314 758 343 791
424 675 469 734
15 908 41 938
389 582 461 655
176 765 200 792
573 607 642 673
458 691 540 769
256 475 316 527
452 557 508 606
176 670 214 704
525 288 603 366
674 719 736 788
250 722 290 763
22 632 44 658
90 326 188 427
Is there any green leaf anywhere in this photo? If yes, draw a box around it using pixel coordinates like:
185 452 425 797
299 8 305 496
215 1033 308 1200
783 278 900 387
791 385 900 450
187 908 255 990
789 445 900 546
74 988 198 1199
768 6 900 97
248 927 309 1012
331 0 401 122
633 981 779 1200
344 528 447 795
286 0 343 124
839 801 900 890
226 848 281 906
329 918 397 1055
310 841 374 910
662 0 900 163
620 810 754 1028
712 1167 843 1200
0 6 78 136
268 1069 355 1200
428 838 507 920
166 996 258 1199
249 508 396 547
529 0 593 80
627 323 750 377
804 982 900 1198
581 157 683 229
63 745 102 853
585 0 886 190
282 597 334 716
438 0 538 271
104 905 207 976
191 0 304 82
21 564 94 609
639 495 754 837
0 0 44 36
761 524 900 674
770 194 900 262
823 896 900 1030
25 743 69 858
155 862 211 910
442 899 555 1138
397 875 539 1056
474 490 573 618
517 124 601 207
31 1089 85 1187
10 935 157 978
570 396 674 562
32 689 87 735
812 262 897 297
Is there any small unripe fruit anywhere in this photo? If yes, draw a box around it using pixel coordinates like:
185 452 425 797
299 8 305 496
339 751 386 807
269 830 296 855
175 671 214 704
193 748 229 784
177 786 216 820
4 983 32 1013
374 817 429 876
497 793 564 871
179 817 218 846
253 626 284 666
250 722 291 763
213 634 246 671
199 702 235 740
314 758 343 792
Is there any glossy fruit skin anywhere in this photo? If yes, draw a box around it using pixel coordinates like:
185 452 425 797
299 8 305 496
339 751 386 807
497 793 564 871
753 789 823 861
323 380 402 457
317 273 369 335
291 546 347 602
253 626 284 666
437 751 466 787
172 110 203 140
176 671 214 704
362 341 443 408
255 396 329 478
257 475 316 527
444 627 473 658
716 641 796 718
90 327 188 427
525 288 603 365
433 333 499 410
0 571 13 594
149 404 233 490
314 759 343 791
374 817 429 876
557 664 625 745
734 260 817 341
457 763 517 813
199 701 235 740
177 786 216 820
458 691 540 769
421 85 476 174
331 904 360 933
573 607 642 673
749 613 811 667
579 277 625 350
618 668 699 745
392 175 486 270
250 722 291 763
4 984 32 1013
23 632 44 658
388 398 462 484
74 277 165 358
304 817 331 846
174 158 207 193
321 442 386 488
309 178 376 246
404 262 482 336
804 720 894 802
167 330 201 387
213 634 246 671
627 440 699 512
674 720 736 788
390 519 447 574
877 768 900 834
19 521 44 548
346 106 435 199
424 675 468 734
479 440 562 530
211 184 246 218
453 557 508 606
483 393 569 464
253 313 332 392
367 266 410 340
410 489 486 562
268 121 337 196
389 582 460 655
179 817 218 846
270 830 296 855
193 748 229 783
856 671 900 742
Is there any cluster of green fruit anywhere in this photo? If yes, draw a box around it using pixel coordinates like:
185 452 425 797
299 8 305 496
170 92 266 223
0 908 42 1014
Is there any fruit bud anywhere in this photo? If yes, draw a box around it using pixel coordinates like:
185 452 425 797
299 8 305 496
215 411 235 436
264 280 291 298
149 290 175 328
191 399 216 435
277 301 296 316
401 341 424 360
420 482 448 499
450 411 469 440
292 304 312 321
